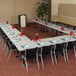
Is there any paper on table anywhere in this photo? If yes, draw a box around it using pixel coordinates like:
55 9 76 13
21 44 30 48
8 32 15 35
6 30 12 32
49 40 56 43
5 28 10 30
61 38 66 41
61 37 69 41
12 35 18 38
66 37 69 40
37 41 45 46
14 38 21 42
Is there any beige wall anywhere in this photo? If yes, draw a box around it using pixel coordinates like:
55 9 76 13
0 0 41 24
15 0 42 23
51 0 59 22
51 0 59 16
1 0 76 25
58 0 76 26
59 0 76 4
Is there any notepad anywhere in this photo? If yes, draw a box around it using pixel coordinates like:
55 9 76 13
49 40 56 43
40 42 45 45
49 40 53 43
61 38 69 41
5 28 10 30
14 38 21 42
8 32 15 35
12 35 18 38
53 40 56 43
6 30 12 32
21 44 30 48
37 42 44 46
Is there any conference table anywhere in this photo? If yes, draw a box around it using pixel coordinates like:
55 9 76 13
0 23 37 51
0 22 76 50
34 19 76 35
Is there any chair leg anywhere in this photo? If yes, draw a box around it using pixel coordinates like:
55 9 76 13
50 50 54 65
0 36 3 43
5 47 9 56
8 50 12 61
36 49 40 69
24 51 28 72
40 55 44 68
74 46 76 59
3 42 6 51
1 39 4 47
65 49 68 62
54 51 57 64
63 49 66 62
0 37 2 43
21 56 25 67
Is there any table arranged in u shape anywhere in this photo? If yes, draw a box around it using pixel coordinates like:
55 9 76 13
0 19 76 72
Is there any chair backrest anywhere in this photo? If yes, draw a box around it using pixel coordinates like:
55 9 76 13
39 46 51 55
63 42 68 49
73 41 76 46
51 45 56 52
26 48 37 57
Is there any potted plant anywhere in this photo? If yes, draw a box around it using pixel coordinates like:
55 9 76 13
36 0 49 21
